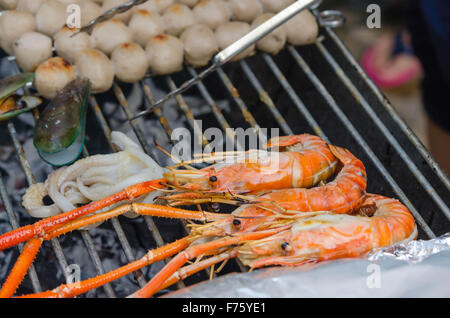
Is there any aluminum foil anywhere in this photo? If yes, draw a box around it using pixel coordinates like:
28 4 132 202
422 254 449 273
165 233 450 298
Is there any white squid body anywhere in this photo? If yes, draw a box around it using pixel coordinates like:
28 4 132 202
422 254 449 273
22 131 165 223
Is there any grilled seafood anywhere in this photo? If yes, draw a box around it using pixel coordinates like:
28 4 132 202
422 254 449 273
111 42 149 83
239 194 417 267
0 73 42 121
54 26 92 64
0 134 339 295
34 57 76 99
23 131 164 218
0 9 35 55
165 134 338 194
13 32 52 72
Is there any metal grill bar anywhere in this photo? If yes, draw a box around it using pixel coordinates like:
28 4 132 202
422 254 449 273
186 66 239 147
113 81 188 289
239 60 293 136
283 46 436 238
0 174 41 293
6 122 74 291
216 67 267 141
2 15 448 297
324 28 450 191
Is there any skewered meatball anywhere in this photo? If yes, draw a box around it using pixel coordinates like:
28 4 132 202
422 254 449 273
91 19 133 55
74 48 114 93
162 3 196 36
285 10 319 46
193 0 230 30
180 24 218 67
260 0 295 13
0 10 35 55
0 0 17 9
145 34 184 75
16 0 45 14
101 0 133 22
215 22 254 61
78 0 102 27
34 57 76 99
137 0 173 13
178 0 198 8
128 9 164 47
13 32 53 72
251 13 286 55
54 26 92 63
35 0 67 36
228 0 263 23
111 42 149 83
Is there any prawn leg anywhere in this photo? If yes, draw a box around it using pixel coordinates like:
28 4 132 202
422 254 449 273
16 238 191 298
0 238 43 298
1 203 228 298
129 227 290 298
0 179 166 251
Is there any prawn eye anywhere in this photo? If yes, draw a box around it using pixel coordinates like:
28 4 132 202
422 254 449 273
232 219 241 226
209 176 218 182
281 242 289 251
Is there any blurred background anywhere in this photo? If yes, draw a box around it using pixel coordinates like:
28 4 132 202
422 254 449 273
322 0 450 175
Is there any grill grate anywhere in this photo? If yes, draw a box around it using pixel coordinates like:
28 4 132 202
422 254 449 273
0 22 449 298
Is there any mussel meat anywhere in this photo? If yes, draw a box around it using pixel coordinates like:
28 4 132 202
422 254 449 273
0 72 42 121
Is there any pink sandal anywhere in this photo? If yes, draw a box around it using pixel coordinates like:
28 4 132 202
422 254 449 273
362 31 423 89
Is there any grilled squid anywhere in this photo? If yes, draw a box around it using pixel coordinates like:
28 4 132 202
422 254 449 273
180 24 218 67
54 26 92 63
215 21 254 61
193 0 230 30
0 10 35 55
111 42 149 83
35 0 67 36
251 13 286 55
13 32 53 72
34 57 77 99
74 48 114 93
162 3 196 36
145 34 184 75
90 19 133 55
128 9 164 47
22 131 165 220
228 0 263 23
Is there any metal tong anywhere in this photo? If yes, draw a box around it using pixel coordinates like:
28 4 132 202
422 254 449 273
130 0 321 120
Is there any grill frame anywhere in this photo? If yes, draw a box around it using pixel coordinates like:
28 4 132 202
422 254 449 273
0 18 449 297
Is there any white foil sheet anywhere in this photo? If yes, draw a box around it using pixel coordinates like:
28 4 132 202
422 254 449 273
166 233 450 298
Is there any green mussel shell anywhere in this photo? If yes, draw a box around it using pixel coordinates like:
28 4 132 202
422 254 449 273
34 78 91 166
0 73 34 100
